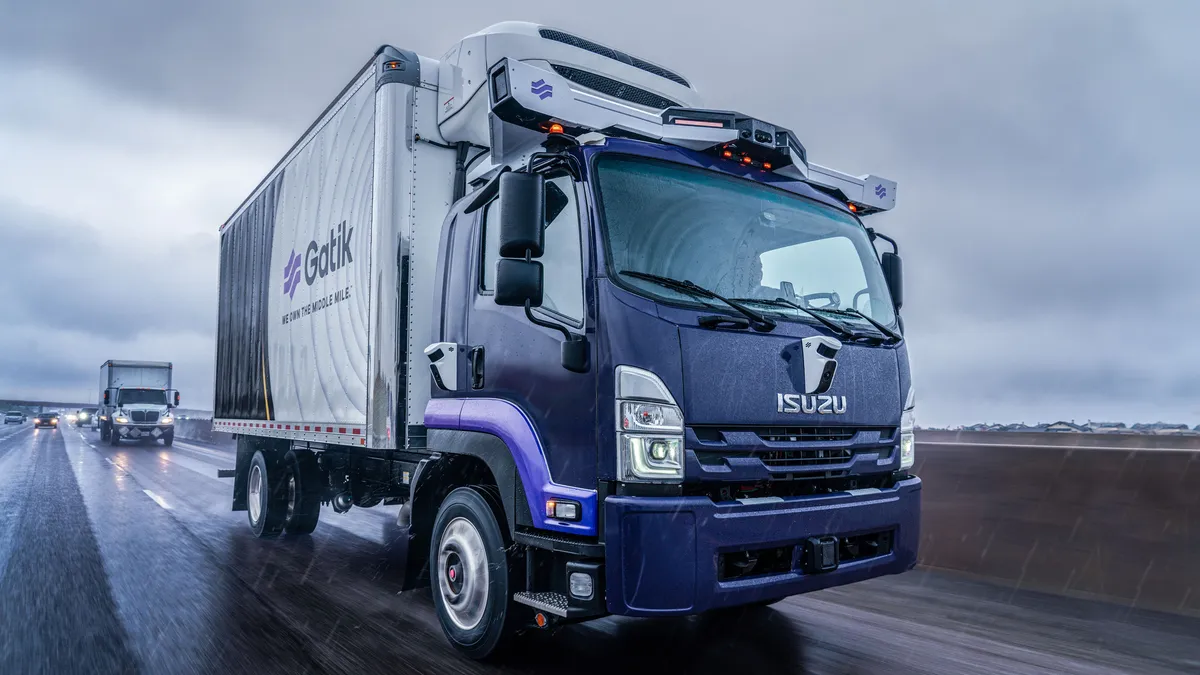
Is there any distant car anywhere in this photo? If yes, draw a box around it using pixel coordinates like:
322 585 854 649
76 408 99 428
4 411 22 425
33 413 59 429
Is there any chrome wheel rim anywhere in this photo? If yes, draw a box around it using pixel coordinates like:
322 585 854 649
248 464 263 523
437 517 489 631
285 474 296 524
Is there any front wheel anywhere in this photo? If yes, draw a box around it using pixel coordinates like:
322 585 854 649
108 424 120 446
430 487 520 660
162 431 174 446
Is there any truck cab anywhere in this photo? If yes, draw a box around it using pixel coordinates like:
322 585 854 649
425 136 918 623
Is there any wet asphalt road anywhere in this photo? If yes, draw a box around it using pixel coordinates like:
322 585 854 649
0 422 1197 674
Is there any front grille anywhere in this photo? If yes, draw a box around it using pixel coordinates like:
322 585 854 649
756 427 862 443
549 65 680 110
757 447 854 468
538 29 691 87
690 425 897 479
131 411 159 423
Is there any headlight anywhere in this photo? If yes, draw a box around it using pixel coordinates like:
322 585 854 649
115 416 128 424
620 401 682 433
161 415 173 424
899 387 915 470
615 366 684 483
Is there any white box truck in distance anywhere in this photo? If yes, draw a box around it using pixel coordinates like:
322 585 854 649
98 360 181 446
214 22 918 659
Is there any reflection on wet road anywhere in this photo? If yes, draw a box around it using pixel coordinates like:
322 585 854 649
0 424 1197 674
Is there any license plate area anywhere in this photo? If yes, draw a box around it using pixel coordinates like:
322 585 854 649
803 536 840 573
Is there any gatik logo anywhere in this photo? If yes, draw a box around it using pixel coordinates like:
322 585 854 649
531 79 553 100
302 221 355 286
778 393 847 415
282 250 302 299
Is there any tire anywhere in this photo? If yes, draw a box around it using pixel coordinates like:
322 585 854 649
108 424 121 446
281 450 321 535
429 487 521 660
162 431 174 447
246 450 286 538
100 424 110 441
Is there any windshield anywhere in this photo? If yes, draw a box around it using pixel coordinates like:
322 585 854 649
595 155 897 327
119 389 167 406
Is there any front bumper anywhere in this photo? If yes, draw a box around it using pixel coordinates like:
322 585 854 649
115 424 174 439
604 476 921 616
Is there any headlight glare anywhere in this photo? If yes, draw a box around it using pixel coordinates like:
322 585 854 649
161 415 173 425
115 416 128 424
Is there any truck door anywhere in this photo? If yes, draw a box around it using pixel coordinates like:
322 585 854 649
465 173 597 491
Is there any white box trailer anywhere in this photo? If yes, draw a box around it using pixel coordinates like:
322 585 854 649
99 360 173 394
212 46 456 450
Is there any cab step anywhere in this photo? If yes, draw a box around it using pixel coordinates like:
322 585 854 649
513 591 568 617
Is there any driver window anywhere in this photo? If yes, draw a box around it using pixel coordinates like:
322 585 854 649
538 176 585 323
478 176 584 324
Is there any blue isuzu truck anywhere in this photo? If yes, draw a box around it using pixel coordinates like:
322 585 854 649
213 21 919 658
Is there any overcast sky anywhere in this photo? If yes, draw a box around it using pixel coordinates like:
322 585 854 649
1 0 1197 427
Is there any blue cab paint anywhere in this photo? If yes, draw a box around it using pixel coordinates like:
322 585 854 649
427 136 920 613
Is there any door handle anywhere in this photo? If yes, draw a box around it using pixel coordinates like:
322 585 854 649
469 346 485 390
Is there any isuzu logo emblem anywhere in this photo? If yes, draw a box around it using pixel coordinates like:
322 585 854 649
778 336 846 414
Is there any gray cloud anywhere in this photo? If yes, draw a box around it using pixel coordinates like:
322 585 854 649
0 204 218 340
2 0 1198 426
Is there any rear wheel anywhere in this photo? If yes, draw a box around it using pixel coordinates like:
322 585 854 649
430 487 521 660
247 450 286 537
281 450 321 535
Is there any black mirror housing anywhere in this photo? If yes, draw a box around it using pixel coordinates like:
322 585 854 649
498 172 545 258
882 252 903 311
494 258 544 307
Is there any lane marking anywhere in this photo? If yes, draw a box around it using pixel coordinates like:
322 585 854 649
143 489 172 510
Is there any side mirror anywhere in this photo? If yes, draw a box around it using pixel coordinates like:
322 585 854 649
498 172 545 258
169 390 180 407
494 258 544 307
882 252 903 312
103 390 111 405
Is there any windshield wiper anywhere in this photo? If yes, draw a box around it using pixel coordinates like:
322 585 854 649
822 307 903 343
619 271 776 332
806 306 902 344
729 297 858 341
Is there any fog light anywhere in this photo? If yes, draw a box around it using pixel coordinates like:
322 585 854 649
569 572 593 600
648 440 670 461
545 499 580 521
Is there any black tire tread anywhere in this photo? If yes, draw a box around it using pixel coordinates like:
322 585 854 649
282 449 321 535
